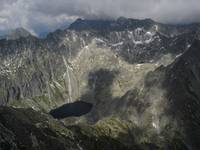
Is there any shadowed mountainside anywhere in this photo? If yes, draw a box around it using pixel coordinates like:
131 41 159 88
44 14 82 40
141 40 200 149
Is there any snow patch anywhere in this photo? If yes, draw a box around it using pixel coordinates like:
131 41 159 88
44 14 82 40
154 25 159 31
72 31 77 41
175 53 183 58
63 56 73 103
133 40 143 45
112 42 124 47
187 44 191 48
146 31 153 36
144 39 152 44
77 144 84 150
94 38 105 43
135 64 143 69
30 133 39 148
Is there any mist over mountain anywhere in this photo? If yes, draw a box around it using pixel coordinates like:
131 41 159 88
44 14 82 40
0 0 200 35
0 28 31 40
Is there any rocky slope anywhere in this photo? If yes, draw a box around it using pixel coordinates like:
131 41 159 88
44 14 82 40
137 40 200 150
0 17 200 149
0 18 198 110
0 106 189 150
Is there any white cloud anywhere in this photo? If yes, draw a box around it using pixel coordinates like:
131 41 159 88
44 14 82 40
0 0 200 35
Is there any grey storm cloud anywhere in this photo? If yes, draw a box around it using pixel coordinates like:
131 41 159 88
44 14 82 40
0 0 200 35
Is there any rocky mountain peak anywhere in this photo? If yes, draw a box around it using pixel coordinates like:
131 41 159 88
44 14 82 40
68 17 157 32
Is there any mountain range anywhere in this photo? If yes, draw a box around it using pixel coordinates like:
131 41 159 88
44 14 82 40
0 17 200 150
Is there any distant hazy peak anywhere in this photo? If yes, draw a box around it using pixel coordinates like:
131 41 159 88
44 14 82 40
0 28 32 40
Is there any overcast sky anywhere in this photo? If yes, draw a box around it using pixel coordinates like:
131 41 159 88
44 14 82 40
0 0 200 35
